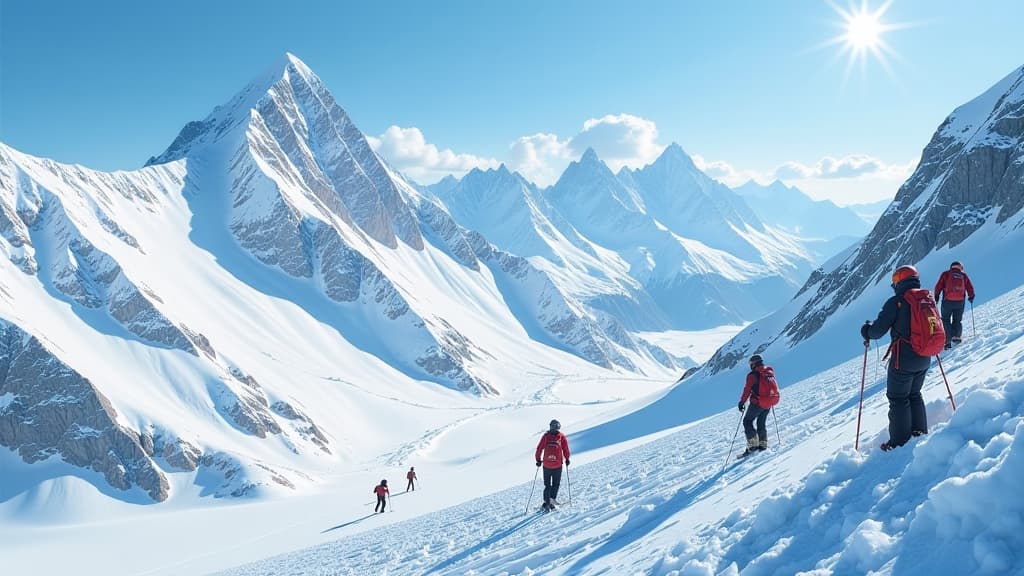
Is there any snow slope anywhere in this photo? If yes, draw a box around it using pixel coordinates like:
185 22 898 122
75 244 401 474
207 281 1024 576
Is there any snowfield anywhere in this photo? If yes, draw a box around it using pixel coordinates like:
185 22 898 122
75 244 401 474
202 285 1024 576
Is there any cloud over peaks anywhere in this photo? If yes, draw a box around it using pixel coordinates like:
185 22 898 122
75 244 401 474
367 126 499 184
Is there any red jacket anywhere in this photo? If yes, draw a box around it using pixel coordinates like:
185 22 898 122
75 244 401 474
535 431 570 469
934 269 974 302
374 484 389 497
740 366 772 408
406 470 416 481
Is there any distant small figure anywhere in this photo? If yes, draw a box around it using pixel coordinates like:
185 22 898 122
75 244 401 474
406 466 417 492
934 261 975 349
373 479 389 513
736 354 781 458
535 419 570 511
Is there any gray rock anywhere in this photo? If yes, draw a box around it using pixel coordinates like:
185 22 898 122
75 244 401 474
0 321 169 501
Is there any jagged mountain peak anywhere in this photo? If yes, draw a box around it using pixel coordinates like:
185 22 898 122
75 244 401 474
146 53 328 166
554 148 616 188
652 142 694 168
579 147 601 164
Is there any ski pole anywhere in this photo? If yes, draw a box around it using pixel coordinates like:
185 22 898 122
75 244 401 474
970 301 976 338
525 465 540 516
722 411 744 472
771 407 781 448
388 493 393 512
935 354 957 411
855 340 869 451
565 465 571 507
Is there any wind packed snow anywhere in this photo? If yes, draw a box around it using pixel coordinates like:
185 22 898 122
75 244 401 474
199 286 1024 576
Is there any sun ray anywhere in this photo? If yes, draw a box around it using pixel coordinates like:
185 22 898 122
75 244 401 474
824 0 909 85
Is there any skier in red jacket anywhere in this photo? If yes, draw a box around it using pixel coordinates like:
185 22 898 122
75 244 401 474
373 479 389 513
535 419 570 511
737 354 779 457
933 261 975 349
405 467 417 492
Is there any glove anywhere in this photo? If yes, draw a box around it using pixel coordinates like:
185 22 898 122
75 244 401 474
738 402 745 412
565 459 570 466
536 460 542 467
860 321 871 341
969 297 974 303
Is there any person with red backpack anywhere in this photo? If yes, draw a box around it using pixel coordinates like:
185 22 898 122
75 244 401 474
934 261 975 349
405 466 417 492
861 265 936 451
737 354 780 457
373 479 389 513
535 419 570 511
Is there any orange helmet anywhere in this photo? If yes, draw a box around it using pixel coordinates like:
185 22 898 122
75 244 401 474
891 265 919 286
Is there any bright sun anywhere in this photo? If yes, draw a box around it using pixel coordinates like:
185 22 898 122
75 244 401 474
827 0 903 82
845 12 883 50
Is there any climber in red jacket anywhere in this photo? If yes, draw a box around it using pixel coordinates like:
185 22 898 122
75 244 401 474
535 419 570 510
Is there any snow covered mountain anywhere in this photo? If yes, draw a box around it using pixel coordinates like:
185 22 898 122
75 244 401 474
734 179 871 262
733 179 870 240
542 145 818 328
0 54 682 503
699 63 1024 382
849 197 893 227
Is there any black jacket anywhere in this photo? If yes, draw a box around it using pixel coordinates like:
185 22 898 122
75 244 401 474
865 277 931 372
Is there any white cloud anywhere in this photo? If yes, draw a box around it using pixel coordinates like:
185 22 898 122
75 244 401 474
367 126 499 184
568 114 665 172
774 156 918 205
691 154 769 188
688 153 916 205
507 133 572 187
772 154 913 180
505 114 667 186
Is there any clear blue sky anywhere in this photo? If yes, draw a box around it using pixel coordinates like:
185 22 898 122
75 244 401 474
2 1 1023 202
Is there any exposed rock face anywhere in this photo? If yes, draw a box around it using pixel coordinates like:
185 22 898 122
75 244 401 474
467 231 667 372
409 192 480 270
271 400 330 454
159 436 202 471
0 321 169 501
198 451 306 498
217 370 282 439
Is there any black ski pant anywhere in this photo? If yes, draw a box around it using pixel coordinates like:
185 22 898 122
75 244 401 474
542 466 563 504
743 404 769 443
887 364 928 447
406 479 414 491
375 495 387 512
941 299 966 343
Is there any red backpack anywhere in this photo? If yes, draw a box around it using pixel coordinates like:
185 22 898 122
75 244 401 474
946 271 967 300
755 366 781 408
902 288 946 356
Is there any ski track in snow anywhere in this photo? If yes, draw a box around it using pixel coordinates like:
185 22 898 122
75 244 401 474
380 374 626 468
217 288 1024 575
